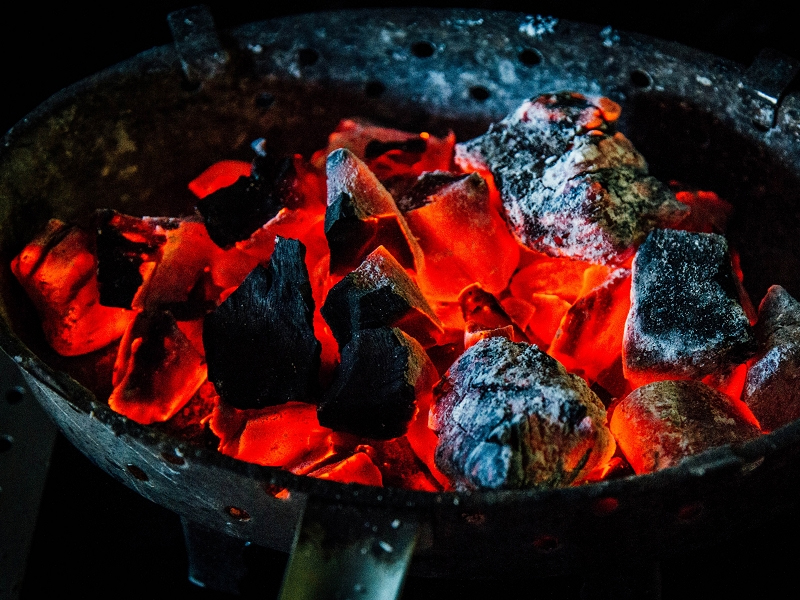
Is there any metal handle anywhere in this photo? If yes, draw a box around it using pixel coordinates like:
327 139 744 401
279 497 419 600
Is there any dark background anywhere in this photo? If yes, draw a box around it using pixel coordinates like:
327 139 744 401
6 2 800 598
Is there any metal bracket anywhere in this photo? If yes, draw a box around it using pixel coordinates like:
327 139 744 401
0 348 57 600
167 5 229 86
279 497 419 600
740 48 800 130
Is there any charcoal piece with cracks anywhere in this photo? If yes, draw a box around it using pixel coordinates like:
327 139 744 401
321 245 443 348
431 336 614 490
610 380 761 474
95 209 171 309
384 171 469 213
203 237 320 409
325 148 422 275
623 229 755 384
743 286 800 431
196 153 296 249
318 326 437 440
455 92 686 264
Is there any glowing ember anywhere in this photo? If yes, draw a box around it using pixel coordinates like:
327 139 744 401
13 91 779 491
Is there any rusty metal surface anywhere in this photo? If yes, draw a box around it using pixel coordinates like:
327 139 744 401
1 8 800 580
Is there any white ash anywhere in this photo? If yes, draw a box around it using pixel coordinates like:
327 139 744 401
455 92 687 264
431 336 614 490
743 286 800 431
623 229 755 381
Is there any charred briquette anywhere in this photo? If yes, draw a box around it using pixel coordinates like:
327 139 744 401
95 209 170 308
318 327 437 440
324 148 422 275
455 92 686 264
384 171 469 213
743 286 800 430
610 380 761 475
203 237 320 409
459 283 528 344
321 246 443 348
196 152 296 249
623 229 755 384
431 337 615 491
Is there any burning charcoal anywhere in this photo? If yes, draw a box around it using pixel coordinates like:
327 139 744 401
321 245 443 348
311 118 455 181
11 219 135 355
325 148 423 275
623 229 755 386
318 327 438 439
509 254 594 304
672 189 733 234
459 284 527 344
386 171 469 213
455 92 687 264
204 237 320 408
209 400 332 466
308 452 384 486
95 209 170 308
550 268 631 383
403 172 520 301
431 336 615 490
610 380 761 475
109 311 207 425
188 160 252 199
196 152 298 248
742 286 800 431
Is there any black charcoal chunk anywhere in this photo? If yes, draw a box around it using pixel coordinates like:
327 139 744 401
324 148 421 274
743 286 800 430
318 327 436 440
431 337 614 490
321 246 442 348
95 209 170 309
623 229 755 382
364 137 427 159
204 237 320 408
455 92 686 264
197 153 296 249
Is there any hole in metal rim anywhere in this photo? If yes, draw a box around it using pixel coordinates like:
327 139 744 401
630 69 653 88
226 506 252 521
518 48 542 66
126 464 149 482
364 80 385 98
411 41 435 58
469 85 490 101
255 92 275 109
5 386 25 404
297 47 319 67
160 451 186 466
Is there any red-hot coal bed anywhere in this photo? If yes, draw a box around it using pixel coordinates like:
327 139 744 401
15 91 793 493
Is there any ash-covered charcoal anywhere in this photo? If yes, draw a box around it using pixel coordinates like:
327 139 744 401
325 148 423 275
610 380 761 474
109 310 206 425
743 286 800 431
318 326 438 439
204 237 320 408
431 336 615 490
95 209 171 308
11 219 135 355
196 151 297 249
455 92 687 264
623 229 755 385
321 245 443 348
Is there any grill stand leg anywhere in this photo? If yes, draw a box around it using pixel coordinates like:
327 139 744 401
581 560 662 600
182 517 251 595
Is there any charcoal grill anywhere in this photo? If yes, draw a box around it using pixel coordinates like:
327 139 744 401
2 6 800 599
